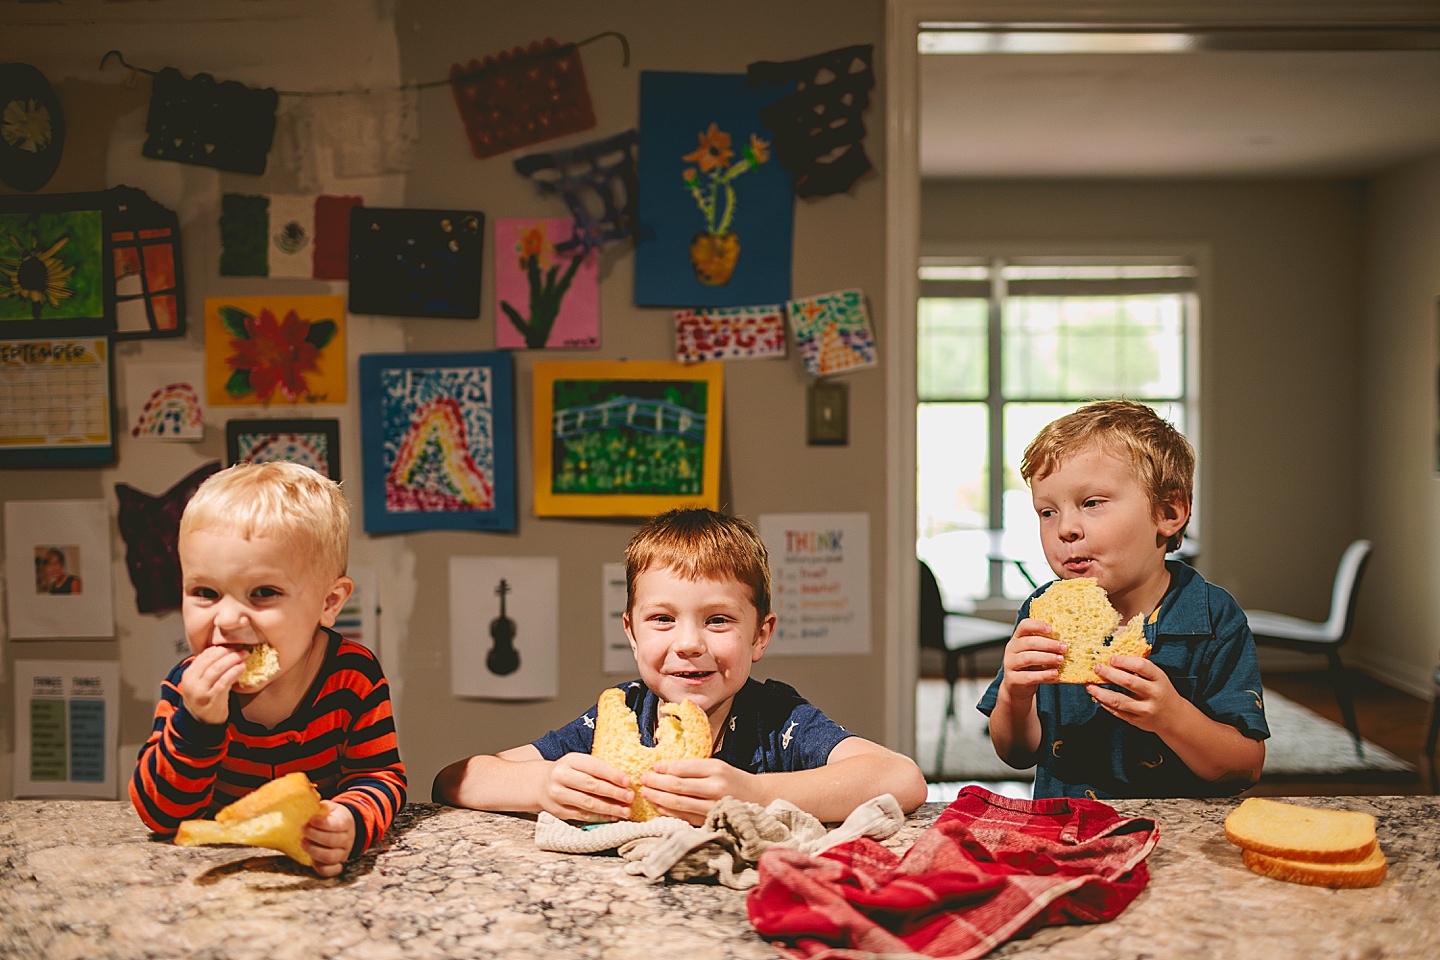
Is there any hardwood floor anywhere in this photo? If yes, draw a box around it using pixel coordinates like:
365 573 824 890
1255 670 1434 797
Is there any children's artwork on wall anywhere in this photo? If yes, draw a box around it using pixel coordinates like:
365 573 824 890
635 71 794 308
788 288 877 378
204 294 346 406
450 39 596 160
674 304 786 363
115 461 221 615
747 45 875 198
324 87 419 178
3 499 116 639
0 336 115 467
450 556 559 699
513 129 639 254
220 193 362 280
110 186 185 340
124 360 204 441
141 67 279 175
495 218 599 350
1 62 66 192
348 208 484 319
532 360 723 517
360 351 516 533
0 191 113 337
226 417 340 480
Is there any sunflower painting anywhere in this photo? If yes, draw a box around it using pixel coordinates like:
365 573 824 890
0 208 106 327
204 295 346 407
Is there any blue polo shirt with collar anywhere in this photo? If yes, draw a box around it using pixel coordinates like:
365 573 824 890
978 560 1270 799
534 677 854 772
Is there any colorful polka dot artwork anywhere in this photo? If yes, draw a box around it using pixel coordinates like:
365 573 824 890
786 288 877 378
674 304 787 363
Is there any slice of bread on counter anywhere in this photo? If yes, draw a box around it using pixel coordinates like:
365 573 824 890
1224 797 1385 888
1028 577 1149 684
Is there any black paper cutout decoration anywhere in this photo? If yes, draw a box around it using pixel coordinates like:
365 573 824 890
142 67 279 175
115 460 222 615
348 207 484 319
513 129 639 254
746 45 874 198
450 39 596 160
0 63 66 192
108 185 186 341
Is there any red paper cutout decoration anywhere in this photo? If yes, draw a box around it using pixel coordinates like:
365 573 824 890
449 39 596 160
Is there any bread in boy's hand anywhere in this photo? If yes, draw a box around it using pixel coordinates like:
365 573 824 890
592 687 710 821
1028 577 1149 683
1224 797 1385 888
174 770 321 865
235 642 280 687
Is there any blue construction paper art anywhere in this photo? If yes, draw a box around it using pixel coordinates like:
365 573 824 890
634 71 794 308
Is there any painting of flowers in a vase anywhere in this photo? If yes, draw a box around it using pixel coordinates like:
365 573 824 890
635 71 793 308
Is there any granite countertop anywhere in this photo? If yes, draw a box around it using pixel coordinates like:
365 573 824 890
1 794 1436 960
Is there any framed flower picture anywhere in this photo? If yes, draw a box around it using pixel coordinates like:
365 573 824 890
0 191 114 338
226 418 340 480
203 294 346 406
532 360 723 517
360 351 515 532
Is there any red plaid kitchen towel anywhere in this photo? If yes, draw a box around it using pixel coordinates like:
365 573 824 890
746 786 1158 960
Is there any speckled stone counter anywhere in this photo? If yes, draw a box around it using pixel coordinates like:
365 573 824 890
1 795 1436 959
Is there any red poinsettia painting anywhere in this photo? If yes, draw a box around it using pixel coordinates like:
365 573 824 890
203 295 346 406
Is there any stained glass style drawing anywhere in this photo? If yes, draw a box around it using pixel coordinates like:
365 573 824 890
787 288 877 378
110 186 184 340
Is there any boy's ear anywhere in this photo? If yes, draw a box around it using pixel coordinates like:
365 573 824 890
318 575 355 628
750 612 777 662
622 611 638 656
1155 493 1190 539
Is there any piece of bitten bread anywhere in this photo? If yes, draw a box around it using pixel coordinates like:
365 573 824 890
592 687 710 822
1224 797 1379 862
175 771 321 865
236 642 281 687
1028 577 1149 683
1240 845 1387 889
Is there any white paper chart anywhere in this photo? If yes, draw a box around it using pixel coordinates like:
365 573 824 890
0 337 114 465
759 512 872 655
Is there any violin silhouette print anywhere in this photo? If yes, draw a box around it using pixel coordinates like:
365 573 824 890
486 577 521 676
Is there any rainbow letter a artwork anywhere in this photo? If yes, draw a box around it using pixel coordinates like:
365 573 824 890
360 351 515 532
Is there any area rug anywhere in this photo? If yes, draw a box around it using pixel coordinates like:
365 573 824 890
917 677 1417 788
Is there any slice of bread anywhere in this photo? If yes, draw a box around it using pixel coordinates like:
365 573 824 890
1241 845 1387 889
175 771 321 865
1224 797 1379 863
236 642 280 687
592 687 710 821
1028 578 1149 683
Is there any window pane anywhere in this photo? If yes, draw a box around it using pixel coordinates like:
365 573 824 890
1002 294 1184 399
918 297 987 400
917 403 988 606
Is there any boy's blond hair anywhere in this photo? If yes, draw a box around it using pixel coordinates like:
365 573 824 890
625 507 771 618
180 461 350 578
1021 399 1194 552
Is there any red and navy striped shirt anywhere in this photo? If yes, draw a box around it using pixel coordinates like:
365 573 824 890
130 629 406 857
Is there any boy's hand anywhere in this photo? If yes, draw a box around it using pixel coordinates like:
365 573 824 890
1088 655 1180 734
178 646 245 725
538 753 635 823
641 758 754 825
302 800 354 877
1000 618 1067 696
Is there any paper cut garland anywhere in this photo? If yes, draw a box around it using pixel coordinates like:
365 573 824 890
115 460 222 614
513 129 639 254
348 208 484 319
450 39 596 160
787 288 877 377
142 67 279 175
0 62 66 192
674 304 786 363
110 185 185 340
220 193 361 279
747 45 874 198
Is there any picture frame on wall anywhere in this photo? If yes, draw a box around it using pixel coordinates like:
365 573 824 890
359 351 516 533
532 359 723 517
0 191 116 339
226 418 341 480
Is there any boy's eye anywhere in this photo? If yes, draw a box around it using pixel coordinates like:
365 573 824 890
1083 498 1103 508
189 586 218 600
707 615 732 626
251 586 282 599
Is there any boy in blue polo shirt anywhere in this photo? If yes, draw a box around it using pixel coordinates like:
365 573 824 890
434 507 926 823
980 400 1268 798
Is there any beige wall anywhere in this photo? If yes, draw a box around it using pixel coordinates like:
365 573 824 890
0 0 893 801
920 178 1374 665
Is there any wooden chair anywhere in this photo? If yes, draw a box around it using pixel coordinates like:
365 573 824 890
1246 539 1372 749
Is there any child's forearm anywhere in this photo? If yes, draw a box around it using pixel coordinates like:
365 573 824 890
989 685 1043 768
432 754 551 812
1158 700 1266 783
745 750 927 821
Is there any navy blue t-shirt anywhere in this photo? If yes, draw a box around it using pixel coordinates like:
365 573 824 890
534 678 854 773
